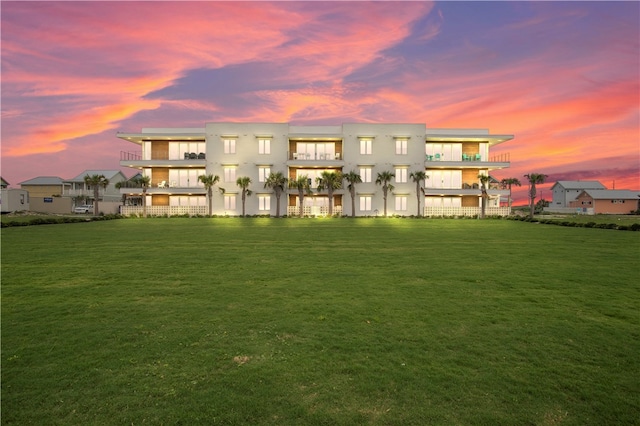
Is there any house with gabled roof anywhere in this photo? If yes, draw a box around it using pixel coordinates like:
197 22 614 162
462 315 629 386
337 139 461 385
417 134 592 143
570 189 640 215
1 177 9 189
20 176 69 197
64 170 128 203
550 181 606 208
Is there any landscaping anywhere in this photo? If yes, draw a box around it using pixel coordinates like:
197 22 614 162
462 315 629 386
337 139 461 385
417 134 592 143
2 218 639 425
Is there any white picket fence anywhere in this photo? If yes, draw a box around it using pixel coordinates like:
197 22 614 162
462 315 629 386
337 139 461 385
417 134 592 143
121 205 208 216
286 206 343 217
424 207 510 217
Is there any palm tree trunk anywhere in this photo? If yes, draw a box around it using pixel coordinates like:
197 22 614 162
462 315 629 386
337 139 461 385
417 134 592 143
350 188 356 218
143 189 148 218
93 187 99 215
275 190 281 218
298 191 304 217
328 189 333 216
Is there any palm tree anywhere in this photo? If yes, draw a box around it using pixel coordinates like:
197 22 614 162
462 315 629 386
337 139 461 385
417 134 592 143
236 176 252 216
135 175 151 218
524 173 548 219
500 177 521 212
316 171 343 216
478 174 491 219
410 170 428 217
264 171 288 217
375 171 395 217
84 174 109 215
198 173 220 216
115 181 127 206
343 170 362 218
290 175 311 217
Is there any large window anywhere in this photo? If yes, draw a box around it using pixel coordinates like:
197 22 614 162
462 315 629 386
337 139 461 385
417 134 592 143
168 169 204 188
224 139 236 154
395 195 407 211
258 139 271 155
224 194 236 211
295 143 336 160
258 167 271 183
359 196 372 211
428 170 462 189
258 195 270 211
359 167 372 183
360 139 372 155
426 143 462 161
395 139 408 155
224 167 236 183
395 168 408 183
169 142 206 160
169 196 206 207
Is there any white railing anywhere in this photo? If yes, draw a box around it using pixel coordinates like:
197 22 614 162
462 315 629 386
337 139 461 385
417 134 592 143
286 206 343 216
121 205 208 216
424 206 511 217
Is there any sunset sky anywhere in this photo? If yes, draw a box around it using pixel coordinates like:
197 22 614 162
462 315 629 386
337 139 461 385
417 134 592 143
1 1 638 204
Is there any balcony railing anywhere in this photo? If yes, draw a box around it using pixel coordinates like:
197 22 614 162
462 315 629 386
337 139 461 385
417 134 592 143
425 153 510 162
120 151 206 161
288 152 342 161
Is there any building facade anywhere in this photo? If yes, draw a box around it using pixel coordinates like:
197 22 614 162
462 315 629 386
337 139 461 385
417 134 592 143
569 190 640 215
118 123 513 217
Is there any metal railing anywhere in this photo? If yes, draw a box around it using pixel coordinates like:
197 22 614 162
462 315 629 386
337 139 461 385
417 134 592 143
287 152 342 161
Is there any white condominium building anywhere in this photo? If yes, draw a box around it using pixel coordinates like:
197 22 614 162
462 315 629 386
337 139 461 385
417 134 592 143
117 122 513 217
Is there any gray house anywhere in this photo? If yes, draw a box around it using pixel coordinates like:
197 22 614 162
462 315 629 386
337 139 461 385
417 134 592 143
550 181 606 208
64 170 128 203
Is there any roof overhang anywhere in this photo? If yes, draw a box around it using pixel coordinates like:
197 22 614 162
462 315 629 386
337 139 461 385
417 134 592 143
426 134 513 146
117 132 206 145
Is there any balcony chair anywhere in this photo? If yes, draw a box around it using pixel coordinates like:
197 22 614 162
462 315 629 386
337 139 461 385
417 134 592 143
198 153 205 159
434 153 441 161
158 181 167 188
475 154 481 161
189 152 198 159
184 152 190 159
462 153 470 161
335 153 341 160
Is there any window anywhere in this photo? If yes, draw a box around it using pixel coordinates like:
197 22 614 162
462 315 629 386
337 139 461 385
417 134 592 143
360 139 372 155
359 196 372 211
224 194 236 211
224 139 236 154
359 167 372 183
258 195 270 211
258 167 271 183
395 168 407 183
395 139 408 155
395 195 407 211
258 139 271 155
224 167 236 183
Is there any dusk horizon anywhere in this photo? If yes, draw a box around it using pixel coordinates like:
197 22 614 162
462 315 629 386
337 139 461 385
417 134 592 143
2 1 638 204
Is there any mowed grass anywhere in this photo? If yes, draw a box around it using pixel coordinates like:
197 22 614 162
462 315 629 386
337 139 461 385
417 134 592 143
2 218 639 425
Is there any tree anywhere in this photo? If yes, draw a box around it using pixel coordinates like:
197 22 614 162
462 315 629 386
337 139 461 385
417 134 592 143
264 171 288 217
375 171 395 217
524 173 548 219
84 174 109 215
198 173 220 216
500 177 521 211
410 170 428 217
343 170 362 218
115 181 127 206
236 176 252 216
478 174 491 219
316 170 343 216
134 175 151 218
290 175 311 217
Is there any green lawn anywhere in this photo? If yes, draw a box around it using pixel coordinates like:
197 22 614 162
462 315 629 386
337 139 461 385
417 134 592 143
2 218 639 425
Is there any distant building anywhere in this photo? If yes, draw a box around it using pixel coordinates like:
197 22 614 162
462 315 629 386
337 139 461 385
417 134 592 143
550 181 606 208
1 177 9 189
63 170 128 203
570 190 640 215
20 176 68 197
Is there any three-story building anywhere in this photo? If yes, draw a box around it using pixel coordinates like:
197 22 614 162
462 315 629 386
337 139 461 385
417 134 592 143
118 123 513 217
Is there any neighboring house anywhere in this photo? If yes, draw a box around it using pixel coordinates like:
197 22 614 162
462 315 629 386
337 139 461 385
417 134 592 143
20 176 68 197
117 123 514 217
64 170 128 203
0 187 29 213
1 177 9 189
550 181 606 208
569 190 640 215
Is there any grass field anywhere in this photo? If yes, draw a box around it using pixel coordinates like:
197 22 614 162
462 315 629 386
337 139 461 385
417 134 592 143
2 218 639 425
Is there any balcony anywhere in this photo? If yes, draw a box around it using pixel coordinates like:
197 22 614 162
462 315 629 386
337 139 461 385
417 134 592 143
423 186 509 197
425 153 510 169
286 151 344 167
119 183 206 195
120 151 206 168
286 205 343 217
